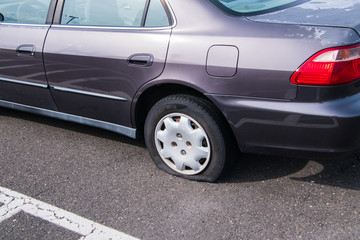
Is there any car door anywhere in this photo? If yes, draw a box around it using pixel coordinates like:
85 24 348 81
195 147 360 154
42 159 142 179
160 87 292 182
0 0 58 110
43 0 172 128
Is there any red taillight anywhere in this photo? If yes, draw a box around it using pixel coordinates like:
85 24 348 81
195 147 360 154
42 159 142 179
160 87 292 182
290 43 360 86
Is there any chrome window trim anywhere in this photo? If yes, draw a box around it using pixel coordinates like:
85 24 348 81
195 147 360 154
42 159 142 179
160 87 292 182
51 23 173 31
0 77 48 88
0 23 51 27
0 100 137 139
164 0 177 27
51 86 128 102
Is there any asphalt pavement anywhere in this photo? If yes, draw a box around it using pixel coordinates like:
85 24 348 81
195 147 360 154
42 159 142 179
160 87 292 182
0 108 359 240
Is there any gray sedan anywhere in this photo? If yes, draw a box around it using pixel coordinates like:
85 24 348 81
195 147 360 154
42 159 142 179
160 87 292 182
0 0 359 181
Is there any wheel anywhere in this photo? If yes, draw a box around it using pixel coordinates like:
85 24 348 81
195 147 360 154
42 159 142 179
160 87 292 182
144 95 229 182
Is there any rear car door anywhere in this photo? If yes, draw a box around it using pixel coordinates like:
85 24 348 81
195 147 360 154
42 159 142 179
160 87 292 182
0 0 57 109
44 0 172 129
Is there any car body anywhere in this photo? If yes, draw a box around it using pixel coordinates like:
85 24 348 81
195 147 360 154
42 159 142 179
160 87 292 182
0 0 359 181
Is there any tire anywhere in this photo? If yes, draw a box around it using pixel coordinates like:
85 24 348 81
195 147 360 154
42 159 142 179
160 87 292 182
144 94 229 182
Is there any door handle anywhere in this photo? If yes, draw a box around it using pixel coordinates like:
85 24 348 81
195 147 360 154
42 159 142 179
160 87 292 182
127 54 154 67
16 45 36 56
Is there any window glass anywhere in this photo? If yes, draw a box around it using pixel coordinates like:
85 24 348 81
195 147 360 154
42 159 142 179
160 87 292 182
0 0 51 24
117 0 147 27
210 0 301 15
61 0 147 27
145 0 170 27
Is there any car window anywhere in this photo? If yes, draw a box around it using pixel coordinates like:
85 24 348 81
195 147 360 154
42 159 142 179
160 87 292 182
0 0 51 24
209 0 304 15
145 0 170 27
61 0 147 27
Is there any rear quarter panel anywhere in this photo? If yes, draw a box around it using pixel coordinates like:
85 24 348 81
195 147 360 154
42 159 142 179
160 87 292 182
156 0 359 100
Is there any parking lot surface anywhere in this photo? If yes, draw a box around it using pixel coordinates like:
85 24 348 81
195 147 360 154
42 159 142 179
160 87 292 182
0 108 359 240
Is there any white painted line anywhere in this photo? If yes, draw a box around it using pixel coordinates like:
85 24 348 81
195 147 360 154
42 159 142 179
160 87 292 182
0 186 140 240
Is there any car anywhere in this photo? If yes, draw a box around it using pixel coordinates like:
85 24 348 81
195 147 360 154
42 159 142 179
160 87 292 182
0 0 359 182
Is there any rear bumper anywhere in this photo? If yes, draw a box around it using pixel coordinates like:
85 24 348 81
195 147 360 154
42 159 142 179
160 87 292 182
208 93 360 159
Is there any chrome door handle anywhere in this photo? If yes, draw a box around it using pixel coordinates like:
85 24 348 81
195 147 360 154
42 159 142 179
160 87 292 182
127 54 154 67
16 45 36 56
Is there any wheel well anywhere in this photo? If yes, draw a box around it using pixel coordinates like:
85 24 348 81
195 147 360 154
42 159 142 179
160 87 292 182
134 84 235 144
134 84 200 137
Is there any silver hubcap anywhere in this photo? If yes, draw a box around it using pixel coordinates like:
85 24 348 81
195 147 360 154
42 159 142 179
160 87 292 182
154 113 211 175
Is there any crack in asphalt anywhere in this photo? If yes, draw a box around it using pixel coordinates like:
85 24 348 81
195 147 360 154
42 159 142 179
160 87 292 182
82 224 97 239
34 186 54 198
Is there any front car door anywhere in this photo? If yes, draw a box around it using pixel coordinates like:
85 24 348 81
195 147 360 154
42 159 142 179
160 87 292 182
0 0 57 110
44 0 172 136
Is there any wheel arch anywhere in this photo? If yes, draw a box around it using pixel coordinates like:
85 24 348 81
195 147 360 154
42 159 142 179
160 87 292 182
132 83 202 137
132 82 237 147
